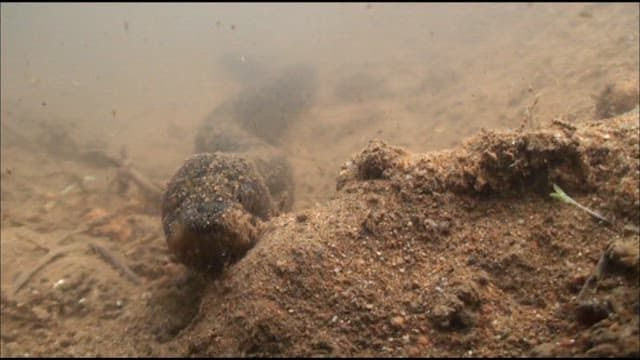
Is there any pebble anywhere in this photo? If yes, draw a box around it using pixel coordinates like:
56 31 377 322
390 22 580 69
424 219 438 230
32 306 50 321
575 298 612 326
390 316 405 329
53 278 66 289
408 347 421 357
416 335 430 345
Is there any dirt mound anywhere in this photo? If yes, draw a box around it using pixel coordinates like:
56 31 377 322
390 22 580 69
1 108 637 358
141 110 638 357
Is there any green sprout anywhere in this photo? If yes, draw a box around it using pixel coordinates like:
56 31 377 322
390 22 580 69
550 183 610 224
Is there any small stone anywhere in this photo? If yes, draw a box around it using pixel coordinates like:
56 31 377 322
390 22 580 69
605 237 639 271
437 221 451 234
453 280 481 308
43 201 57 212
531 342 556 357
429 295 474 331
390 316 405 329
622 224 640 236
408 301 425 313
566 274 588 294
424 219 438 230
58 338 72 347
32 306 50 321
575 298 613 326
416 335 430 345
53 278 72 291
408 347 421 357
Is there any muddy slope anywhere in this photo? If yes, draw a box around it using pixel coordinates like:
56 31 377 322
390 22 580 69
136 110 638 357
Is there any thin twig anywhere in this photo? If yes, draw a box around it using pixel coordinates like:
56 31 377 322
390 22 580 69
565 196 611 224
119 165 165 205
88 148 164 205
576 273 598 301
576 247 611 301
139 231 162 245
88 242 141 285
11 224 95 296
551 118 577 131
57 225 91 245
12 245 79 296
549 183 611 225
518 92 541 132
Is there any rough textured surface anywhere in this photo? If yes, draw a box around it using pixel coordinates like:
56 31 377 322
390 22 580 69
161 153 271 274
193 63 316 213
2 105 638 359
1 4 638 357
169 110 639 357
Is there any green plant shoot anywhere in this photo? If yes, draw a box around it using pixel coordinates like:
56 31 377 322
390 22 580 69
550 183 610 224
